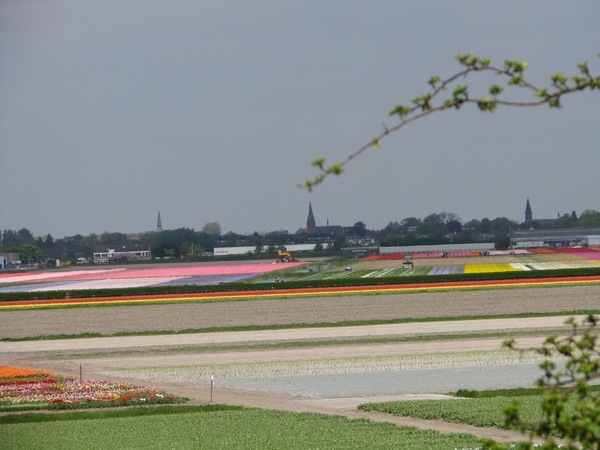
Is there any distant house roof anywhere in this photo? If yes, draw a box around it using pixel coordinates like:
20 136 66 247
93 243 151 261
529 218 564 227
313 225 342 235
94 243 150 253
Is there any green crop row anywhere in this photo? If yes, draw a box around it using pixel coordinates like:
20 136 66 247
1 409 485 450
359 394 578 436
1 266 599 302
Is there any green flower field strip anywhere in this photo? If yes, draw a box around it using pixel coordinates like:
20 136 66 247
0 409 485 450
398 267 431 276
362 268 398 278
359 395 575 434
3 275 600 309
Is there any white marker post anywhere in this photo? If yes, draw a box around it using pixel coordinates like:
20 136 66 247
210 375 214 403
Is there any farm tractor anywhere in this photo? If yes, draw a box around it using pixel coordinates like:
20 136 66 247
402 256 414 269
277 251 297 263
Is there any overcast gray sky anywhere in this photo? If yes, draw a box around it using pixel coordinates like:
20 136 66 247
1 0 599 238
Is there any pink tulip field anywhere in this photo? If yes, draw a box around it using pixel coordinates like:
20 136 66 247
0 262 306 293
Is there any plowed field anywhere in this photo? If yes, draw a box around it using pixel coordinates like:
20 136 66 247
2 284 599 338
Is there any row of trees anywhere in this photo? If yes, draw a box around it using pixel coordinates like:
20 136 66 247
373 209 600 250
2 208 600 262
540 209 600 229
375 213 518 249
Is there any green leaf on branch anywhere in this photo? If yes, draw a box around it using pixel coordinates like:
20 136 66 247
508 76 523 85
578 60 589 72
488 84 504 96
428 76 440 87
456 52 472 65
311 156 326 168
551 72 567 85
326 164 343 175
515 61 528 72
477 96 497 112
389 104 410 117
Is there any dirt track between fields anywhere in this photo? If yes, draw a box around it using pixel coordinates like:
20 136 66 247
2 283 598 443
0 316 577 353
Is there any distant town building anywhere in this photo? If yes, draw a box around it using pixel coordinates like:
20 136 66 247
510 228 600 248
0 253 20 268
524 198 564 228
305 202 342 237
93 244 151 263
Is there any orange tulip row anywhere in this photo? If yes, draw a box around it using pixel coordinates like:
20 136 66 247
0 366 52 379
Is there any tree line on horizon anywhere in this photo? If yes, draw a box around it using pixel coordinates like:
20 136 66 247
2 209 600 263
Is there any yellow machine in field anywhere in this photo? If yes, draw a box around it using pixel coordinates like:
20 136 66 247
277 251 297 262
402 256 413 269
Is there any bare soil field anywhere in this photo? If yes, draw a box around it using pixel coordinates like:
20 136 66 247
2 284 599 338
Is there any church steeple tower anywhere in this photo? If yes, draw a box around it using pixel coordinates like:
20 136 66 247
156 210 163 232
525 198 533 222
307 201 316 234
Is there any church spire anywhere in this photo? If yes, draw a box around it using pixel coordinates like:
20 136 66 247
308 201 315 221
307 201 316 234
525 198 533 221
156 210 163 232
